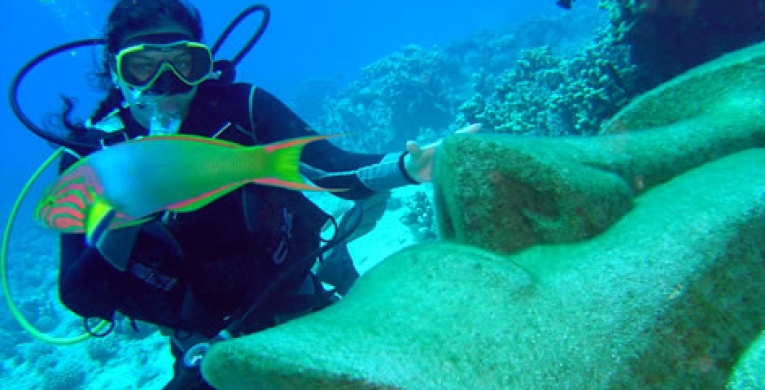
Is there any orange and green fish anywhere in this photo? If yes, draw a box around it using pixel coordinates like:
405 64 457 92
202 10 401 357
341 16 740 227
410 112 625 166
36 134 340 245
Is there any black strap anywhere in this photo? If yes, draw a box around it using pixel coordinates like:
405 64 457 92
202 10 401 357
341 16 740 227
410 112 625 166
84 316 115 338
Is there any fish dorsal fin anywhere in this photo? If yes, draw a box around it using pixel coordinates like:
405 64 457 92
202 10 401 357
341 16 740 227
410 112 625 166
129 134 241 148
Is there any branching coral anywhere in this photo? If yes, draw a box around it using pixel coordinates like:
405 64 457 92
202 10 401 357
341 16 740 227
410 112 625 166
314 1 765 146
40 359 87 390
448 6 638 137
457 36 638 136
317 45 461 153
86 336 119 365
400 191 437 242
457 1 765 138
314 8 609 144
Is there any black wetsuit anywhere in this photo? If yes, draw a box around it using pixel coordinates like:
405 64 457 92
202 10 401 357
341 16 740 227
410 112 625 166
57 82 415 389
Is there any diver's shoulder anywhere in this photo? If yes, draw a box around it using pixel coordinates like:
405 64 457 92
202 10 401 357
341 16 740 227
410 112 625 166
197 80 254 96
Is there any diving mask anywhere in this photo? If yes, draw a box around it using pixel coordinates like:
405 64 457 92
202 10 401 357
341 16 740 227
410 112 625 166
115 40 213 93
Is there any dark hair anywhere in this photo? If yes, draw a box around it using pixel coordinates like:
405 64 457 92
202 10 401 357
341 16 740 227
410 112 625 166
61 0 204 132
104 0 203 56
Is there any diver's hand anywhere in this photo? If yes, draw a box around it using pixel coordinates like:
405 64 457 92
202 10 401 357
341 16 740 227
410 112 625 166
403 123 482 183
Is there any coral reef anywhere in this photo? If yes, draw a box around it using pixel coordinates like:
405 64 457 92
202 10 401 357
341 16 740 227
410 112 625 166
15 341 57 366
40 359 87 390
312 9 606 152
456 38 637 136
437 40 765 253
400 190 437 242
315 4 629 142
600 0 765 87
312 11 608 148
87 336 120 365
318 45 462 153
455 0 765 138
443 17 576 81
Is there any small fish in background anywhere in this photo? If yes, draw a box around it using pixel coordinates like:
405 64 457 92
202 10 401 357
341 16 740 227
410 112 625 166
557 0 576 10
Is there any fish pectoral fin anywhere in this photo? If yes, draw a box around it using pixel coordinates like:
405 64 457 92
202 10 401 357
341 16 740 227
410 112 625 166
96 225 142 271
85 198 117 247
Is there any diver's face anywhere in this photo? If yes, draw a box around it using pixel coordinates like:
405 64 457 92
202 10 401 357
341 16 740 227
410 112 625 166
121 45 197 86
114 24 199 125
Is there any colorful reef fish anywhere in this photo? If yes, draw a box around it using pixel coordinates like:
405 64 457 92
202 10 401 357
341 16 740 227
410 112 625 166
36 134 339 245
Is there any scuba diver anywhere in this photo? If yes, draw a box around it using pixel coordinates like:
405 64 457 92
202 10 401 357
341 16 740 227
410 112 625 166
6 0 479 388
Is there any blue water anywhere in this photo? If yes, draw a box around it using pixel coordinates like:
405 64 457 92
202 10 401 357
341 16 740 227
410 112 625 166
1 0 559 224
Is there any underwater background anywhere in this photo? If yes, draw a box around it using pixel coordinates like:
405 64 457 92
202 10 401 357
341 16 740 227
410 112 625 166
2 0 765 389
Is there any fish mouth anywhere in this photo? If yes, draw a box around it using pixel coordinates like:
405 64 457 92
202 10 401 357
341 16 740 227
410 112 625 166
33 196 52 222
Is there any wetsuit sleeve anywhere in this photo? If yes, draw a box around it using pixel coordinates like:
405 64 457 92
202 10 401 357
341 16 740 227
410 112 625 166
250 88 418 200
57 153 121 321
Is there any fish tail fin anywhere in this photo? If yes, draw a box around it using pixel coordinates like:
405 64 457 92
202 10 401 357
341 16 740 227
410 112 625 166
85 198 116 247
256 134 347 192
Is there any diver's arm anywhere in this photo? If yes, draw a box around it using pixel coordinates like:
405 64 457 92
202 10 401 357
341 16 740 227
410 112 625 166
251 88 418 199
